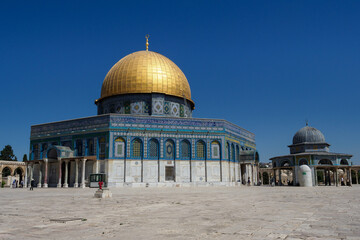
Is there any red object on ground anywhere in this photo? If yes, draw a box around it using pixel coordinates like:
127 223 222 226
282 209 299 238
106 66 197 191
99 181 103 190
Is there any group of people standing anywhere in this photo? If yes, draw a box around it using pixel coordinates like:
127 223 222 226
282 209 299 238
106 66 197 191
12 179 24 188
11 178 36 190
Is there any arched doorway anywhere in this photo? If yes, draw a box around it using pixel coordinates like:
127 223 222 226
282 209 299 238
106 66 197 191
262 172 269 185
2 167 11 177
14 167 23 182
47 148 59 187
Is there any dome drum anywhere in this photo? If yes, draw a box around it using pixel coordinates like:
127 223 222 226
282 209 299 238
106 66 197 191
96 93 193 117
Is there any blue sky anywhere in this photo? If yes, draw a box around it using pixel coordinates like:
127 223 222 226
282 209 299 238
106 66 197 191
0 0 359 163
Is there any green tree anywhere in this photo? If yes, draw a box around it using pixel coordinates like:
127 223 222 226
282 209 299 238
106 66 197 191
0 145 17 161
23 154 28 162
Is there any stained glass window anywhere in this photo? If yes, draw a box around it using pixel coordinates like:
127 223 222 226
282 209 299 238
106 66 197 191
132 139 142 158
115 138 125 158
99 137 106 159
196 141 205 159
211 141 220 159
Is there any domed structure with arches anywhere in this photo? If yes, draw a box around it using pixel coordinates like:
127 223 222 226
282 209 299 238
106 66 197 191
27 37 258 188
270 124 352 186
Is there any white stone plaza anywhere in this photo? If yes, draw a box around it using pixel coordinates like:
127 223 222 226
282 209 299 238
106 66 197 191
1 186 360 240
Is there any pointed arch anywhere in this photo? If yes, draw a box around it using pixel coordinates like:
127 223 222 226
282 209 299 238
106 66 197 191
2 167 11 177
225 142 230 160
148 138 159 158
115 137 126 158
131 138 143 159
165 139 175 160
180 139 191 159
211 140 221 159
196 140 206 160
231 144 235 162
235 145 240 162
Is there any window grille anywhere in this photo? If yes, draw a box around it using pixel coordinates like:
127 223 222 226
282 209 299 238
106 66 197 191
132 139 142 158
149 139 158 158
181 140 190 159
197 141 205 159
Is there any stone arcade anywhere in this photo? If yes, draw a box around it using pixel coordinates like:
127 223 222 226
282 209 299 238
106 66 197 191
26 38 259 188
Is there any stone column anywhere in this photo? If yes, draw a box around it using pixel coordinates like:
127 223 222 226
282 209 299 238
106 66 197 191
80 159 87 188
43 159 48 188
314 168 318 186
335 168 338 187
24 163 28 187
279 169 282 186
37 163 42 188
74 159 79 188
93 160 99 173
57 159 62 188
29 163 34 188
356 171 359 185
63 160 69 188
273 169 276 185
251 164 255 185
239 164 242 184
349 168 352 186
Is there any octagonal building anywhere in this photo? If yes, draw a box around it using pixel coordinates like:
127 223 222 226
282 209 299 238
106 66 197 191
27 39 258 188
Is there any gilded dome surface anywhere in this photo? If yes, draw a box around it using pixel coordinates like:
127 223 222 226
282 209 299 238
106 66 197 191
292 126 326 144
99 50 193 106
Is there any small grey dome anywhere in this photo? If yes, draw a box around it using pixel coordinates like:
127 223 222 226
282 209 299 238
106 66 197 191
292 126 325 144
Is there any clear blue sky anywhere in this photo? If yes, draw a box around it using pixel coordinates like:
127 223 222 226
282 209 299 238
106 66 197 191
1 1 359 164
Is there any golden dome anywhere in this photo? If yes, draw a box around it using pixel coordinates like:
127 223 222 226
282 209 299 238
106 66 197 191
99 50 194 107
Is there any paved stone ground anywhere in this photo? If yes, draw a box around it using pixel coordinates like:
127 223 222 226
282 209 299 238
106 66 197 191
1 186 360 240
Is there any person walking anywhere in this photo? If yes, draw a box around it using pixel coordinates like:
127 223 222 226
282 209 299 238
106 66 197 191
30 178 35 191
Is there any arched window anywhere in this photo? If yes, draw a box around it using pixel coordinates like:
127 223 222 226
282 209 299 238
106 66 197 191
225 142 229 159
2 167 11 177
76 139 83 156
319 159 332 165
231 144 235 161
281 160 290 167
196 140 205 159
165 139 175 159
236 145 239 161
87 139 94 155
149 139 159 158
132 139 142 158
33 144 39 160
211 141 220 159
99 137 106 159
181 140 191 159
42 143 48 153
115 137 125 158
299 159 308 166
340 159 349 165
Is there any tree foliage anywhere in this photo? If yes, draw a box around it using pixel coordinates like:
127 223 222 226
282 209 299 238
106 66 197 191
0 145 17 161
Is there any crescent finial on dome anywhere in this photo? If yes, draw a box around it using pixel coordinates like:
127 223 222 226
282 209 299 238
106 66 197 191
145 34 149 51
